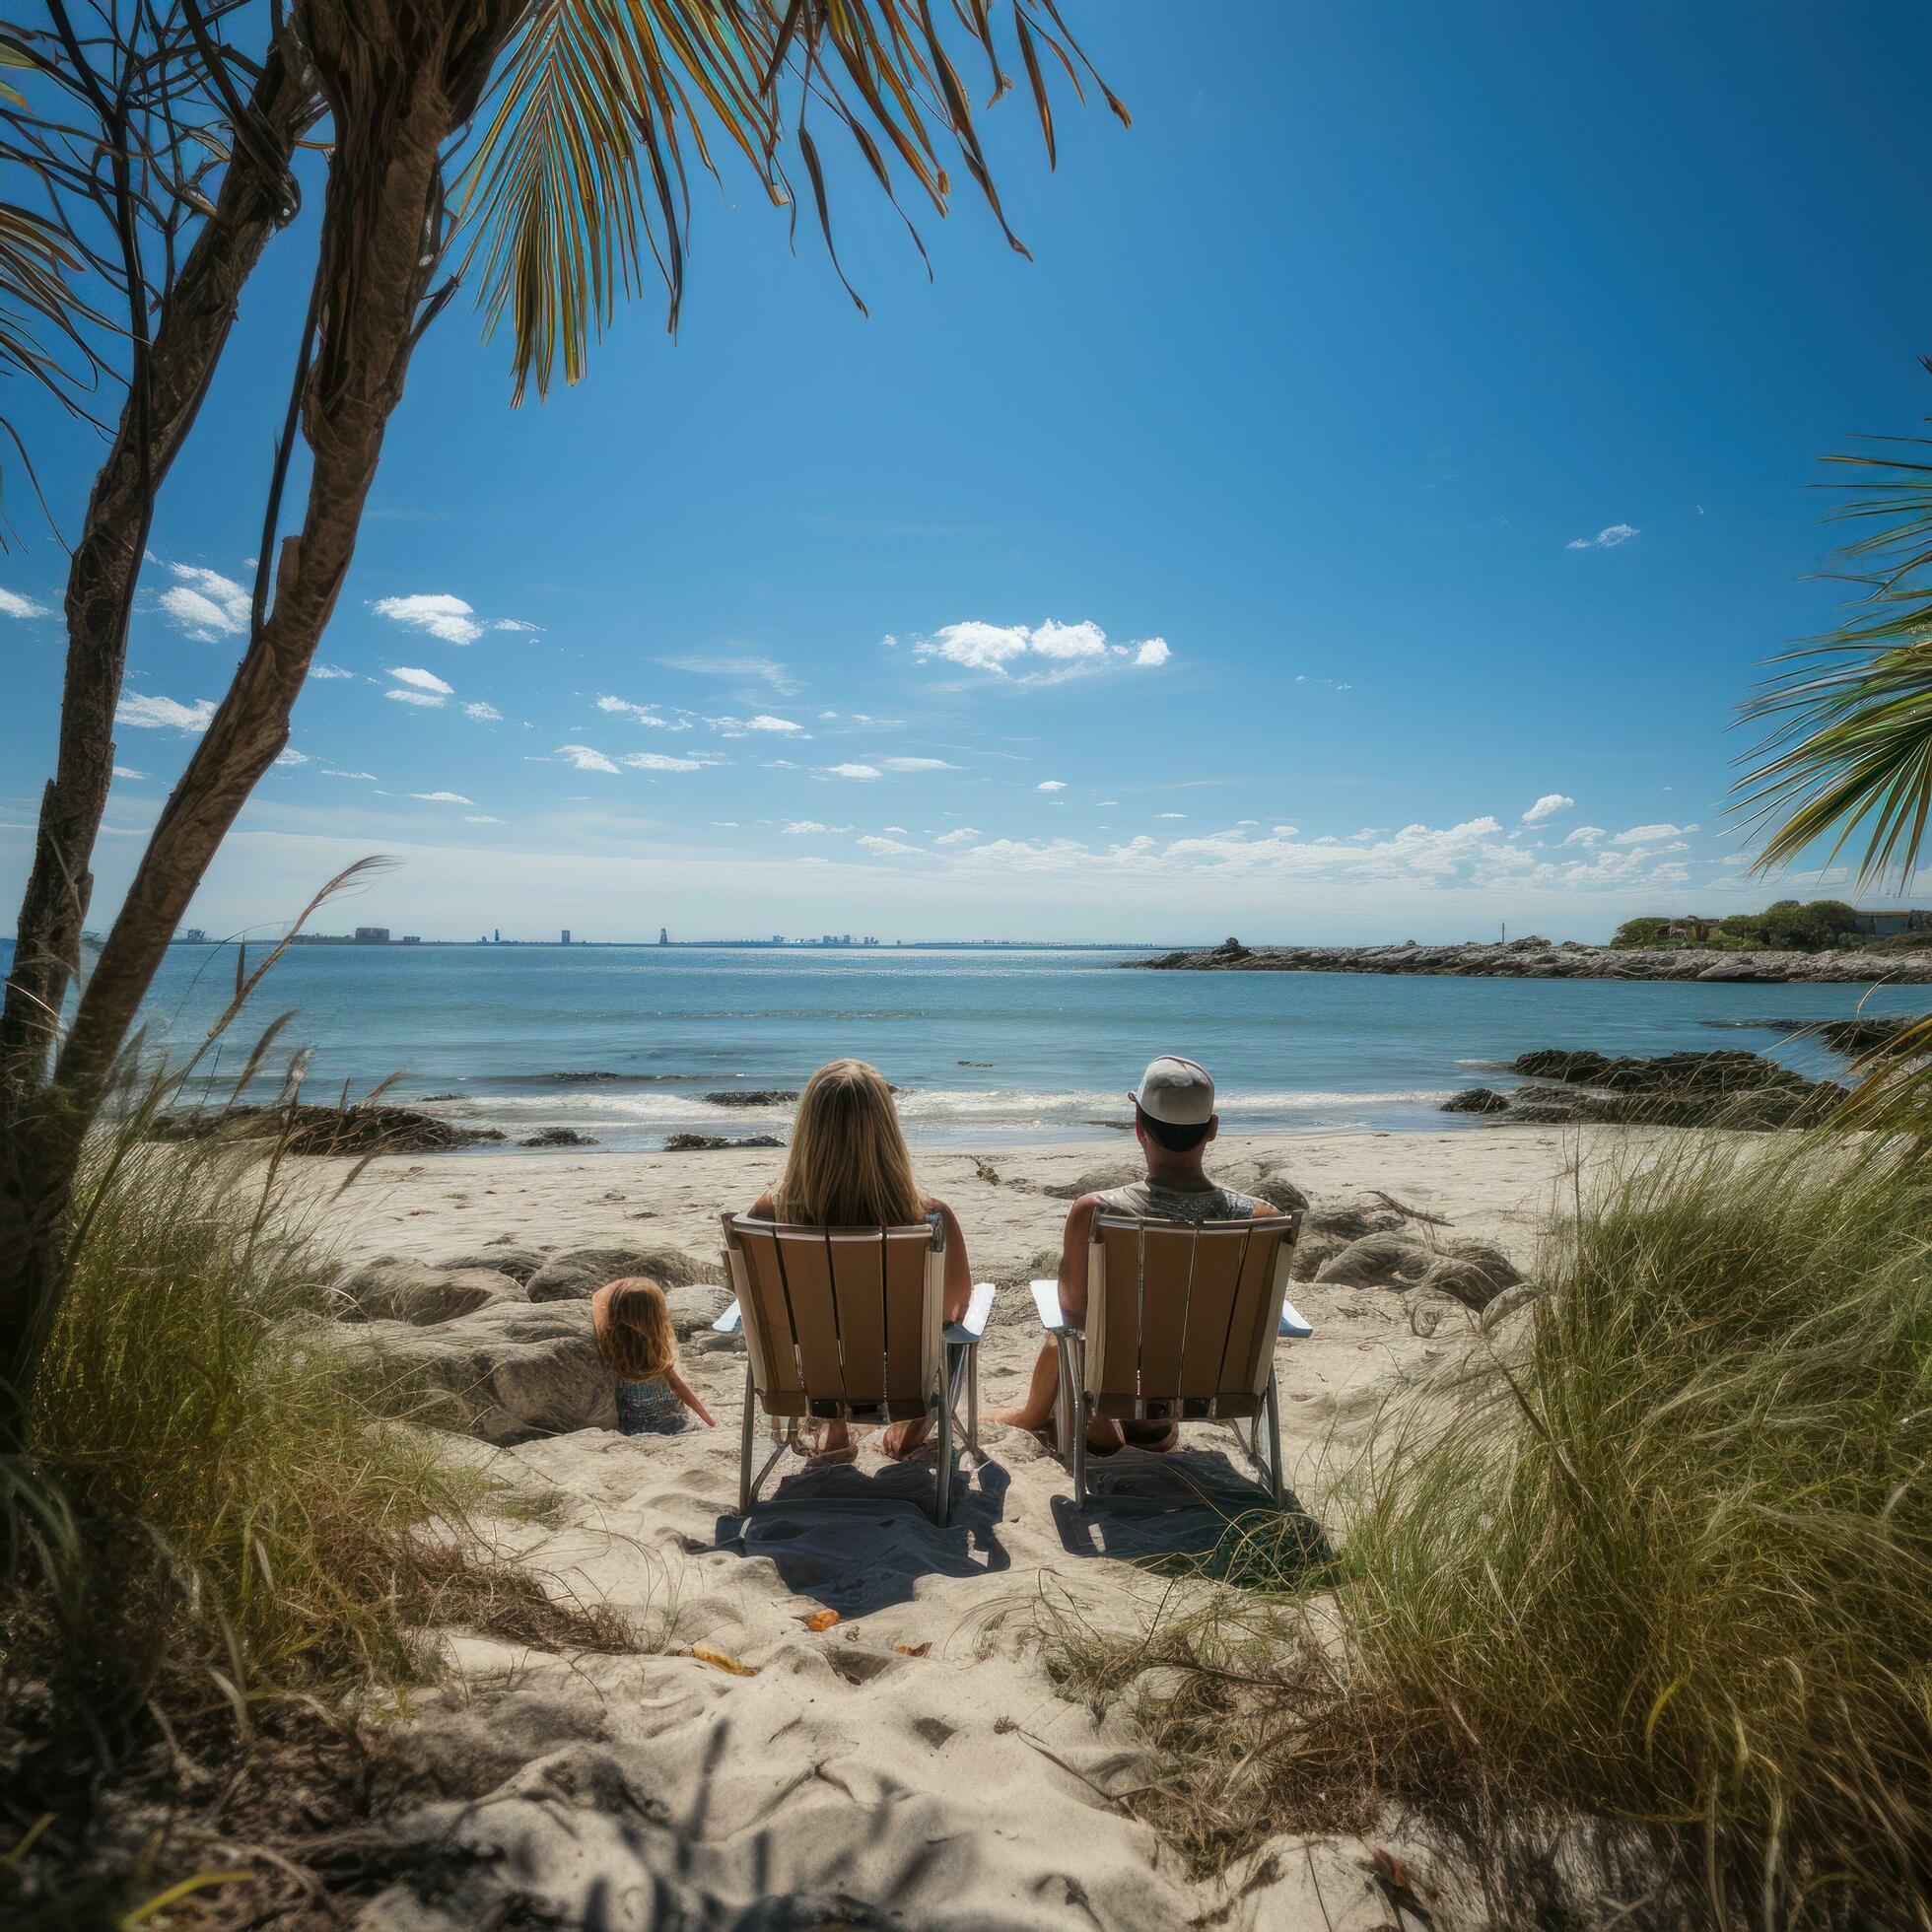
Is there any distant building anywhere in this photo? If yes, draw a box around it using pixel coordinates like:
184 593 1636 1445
353 926 390 943
1852 908 1932 938
658 926 669 945
561 928 571 945
177 928 207 943
493 928 501 943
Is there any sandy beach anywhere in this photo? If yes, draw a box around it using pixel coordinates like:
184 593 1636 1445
285 1125 1632 1930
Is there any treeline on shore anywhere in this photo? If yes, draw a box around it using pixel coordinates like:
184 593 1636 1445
1612 896 1927 952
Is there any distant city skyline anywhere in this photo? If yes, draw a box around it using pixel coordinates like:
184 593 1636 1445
6 4 1932 942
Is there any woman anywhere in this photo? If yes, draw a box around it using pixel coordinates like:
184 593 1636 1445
746 1058 973 1457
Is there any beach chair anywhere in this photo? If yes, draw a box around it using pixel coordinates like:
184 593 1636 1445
1028 1210 1311 1509
713 1213 995 1522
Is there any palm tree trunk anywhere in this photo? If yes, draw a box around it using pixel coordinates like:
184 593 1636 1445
0 0 516 1454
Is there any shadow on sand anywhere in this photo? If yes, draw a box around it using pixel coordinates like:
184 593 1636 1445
713 1451 1012 1617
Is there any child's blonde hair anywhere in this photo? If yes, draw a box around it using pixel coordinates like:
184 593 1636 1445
598 1276 676 1381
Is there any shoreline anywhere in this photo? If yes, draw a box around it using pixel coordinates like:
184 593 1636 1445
1132 937 1932 983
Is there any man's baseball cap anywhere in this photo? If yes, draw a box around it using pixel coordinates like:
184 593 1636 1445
1129 1055 1216 1126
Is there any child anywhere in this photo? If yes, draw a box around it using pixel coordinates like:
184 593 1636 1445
590 1276 716 1434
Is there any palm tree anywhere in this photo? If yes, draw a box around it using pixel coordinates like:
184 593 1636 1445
1 0 1124 1458
1735 370 1932 1142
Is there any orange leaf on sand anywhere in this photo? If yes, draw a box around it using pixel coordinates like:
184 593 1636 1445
894 1641 932 1658
799 1609 840 1632
691 1643 756 1677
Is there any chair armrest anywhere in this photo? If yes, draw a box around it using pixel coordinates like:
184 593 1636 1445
943 1280 997 1347
1030 1277 1080 1336
1277 1296 1313 1340
713 1298 742 1334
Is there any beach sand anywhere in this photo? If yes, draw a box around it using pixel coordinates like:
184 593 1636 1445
302 1126 1628 1930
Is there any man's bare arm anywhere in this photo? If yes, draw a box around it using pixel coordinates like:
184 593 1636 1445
1058 1195 1101 1325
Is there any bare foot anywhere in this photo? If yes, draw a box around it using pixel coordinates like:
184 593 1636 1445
799 1419 854 1461
880 1416 932 1458
991 1406 1053 1435
1120 1420 1180 1454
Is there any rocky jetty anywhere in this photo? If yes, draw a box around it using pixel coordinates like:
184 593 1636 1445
1443 1048 1847 1129
1131 934 1932 984
1701 1012 1925 1055
149 1103 504 1154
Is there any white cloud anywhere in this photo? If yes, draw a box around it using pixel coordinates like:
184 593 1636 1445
491 619 540 634
782 819 836 835
1157 812 1186 819
709 712 805 736
372 592 483 645
1293 674 1353 692
622 752 710 772
411 790 475 803
116 692 215 732
463 700 503 722
825 763 881 780
0 587 53 618
596 694 691 730
912 618 1174 684
320 767 377 781
387 665 454 695
1649 862 1690 884
555 743 620 773
1522 793 1574 825
112 764 146 780
159 564 250 640
310 662 355 680
385 688 446 708
1036 779 1067 793
857 835 922 857
1272 824 1298 836
1609 822 1686 846
464 814 504 824
876 756 954 772
1566 523 1639 551
273 748 310 767
657 651 799 696
1562 825 1607 847
883 825 909 835
933 826 982 846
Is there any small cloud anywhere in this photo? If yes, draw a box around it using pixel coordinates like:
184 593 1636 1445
273 747 310 767
710 712 806 736
933 826 982 846
1134 638 1171 667
656 651 800 696
387 665 454 695
372 592 483 644
160 564 250 639
1566 523 1638 551
1272 824 1298 836
111 764 146 780
596 694 691 730
464 814 504 824
622 751 710 772
1036 779 1067 792
0 587 53 618
857 835 922 857
818 710 840 721
883 825 909 835
385 689 446 708
320 767 377 781
491 618 540 634
1157 811 1186 819
1609 821 1685 846
876 756 955 773
310 662 355 680
782 819 835 835
115 692 215 732
463 700 503 722
825 763 881 780
911 618 1174 684
411 790 475 803
1292 674 1352 691
1522 793 1574 825
555 743 620 773
1562 825 1607 847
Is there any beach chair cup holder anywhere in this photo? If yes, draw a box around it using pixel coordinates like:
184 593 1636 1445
1029 1210 1312 1510
716 1214 994 1523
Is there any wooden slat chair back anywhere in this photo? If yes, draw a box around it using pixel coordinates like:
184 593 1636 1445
1032 1209 1308 1509
719 1214 990 1522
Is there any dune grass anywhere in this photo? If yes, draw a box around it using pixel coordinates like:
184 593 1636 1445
1052 1137 1932 1927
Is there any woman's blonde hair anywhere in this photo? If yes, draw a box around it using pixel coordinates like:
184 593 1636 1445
598 1276 676 1381
772 1059 926 1228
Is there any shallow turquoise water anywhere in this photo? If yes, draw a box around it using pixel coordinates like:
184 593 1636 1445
31 940 1922 1149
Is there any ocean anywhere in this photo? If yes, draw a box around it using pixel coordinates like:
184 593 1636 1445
33 940 1926 1151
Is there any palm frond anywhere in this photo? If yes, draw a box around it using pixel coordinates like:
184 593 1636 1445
1735 386 1932 891
457 0 1124 403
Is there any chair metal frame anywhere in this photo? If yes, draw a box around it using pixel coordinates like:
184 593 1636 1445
1029 1209 1311 1509
715 1212 994 1523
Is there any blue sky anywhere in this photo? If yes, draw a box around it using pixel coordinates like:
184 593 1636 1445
6 0 1932 943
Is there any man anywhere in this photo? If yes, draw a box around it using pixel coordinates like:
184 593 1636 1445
995 1055 1282 1453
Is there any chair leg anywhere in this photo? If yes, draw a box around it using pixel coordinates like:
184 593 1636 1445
1070 1399 1087 1508
933 1383 955 1524
1265 1370 1285 1510
966 1343 980 1454
738 1361 756 1513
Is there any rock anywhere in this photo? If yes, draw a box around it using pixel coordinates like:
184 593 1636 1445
346 1301 615 1441
1441 1086 1511 1115
703 1088 798 1107
519 1127 600 1147
148 1103 505 1154
525 1244 722 1302
1511 1049 1614 1084
1417 1240 1522 1310
1314 1231 1438 1291
661 1281 733 1339
333 1262 528 1326
663 1132 784 1151
1125 942 1932 985
439 1245 547 1284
